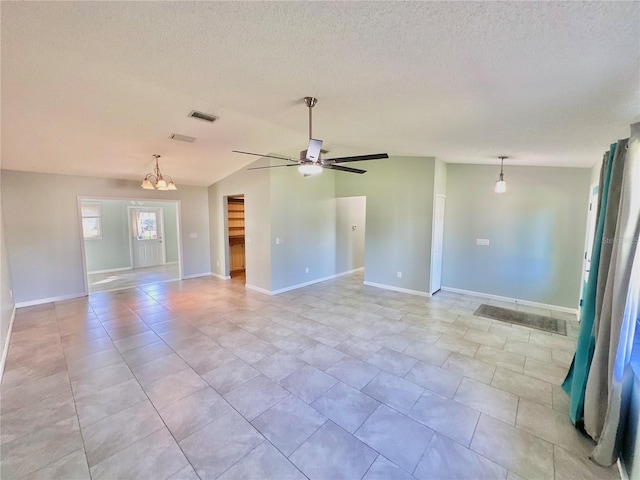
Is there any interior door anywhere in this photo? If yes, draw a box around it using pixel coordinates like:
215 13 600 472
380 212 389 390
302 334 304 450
430 195 446 294
130 207 166 268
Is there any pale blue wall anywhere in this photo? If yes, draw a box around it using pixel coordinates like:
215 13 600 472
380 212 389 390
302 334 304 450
335 196 366 274
2 170 210 304
270 166 337 291
84 199 179 273
208 160 272 291
84 200 130 272
0 171 15 373
336 156 437 294
151 201 179 263
442 164 591 308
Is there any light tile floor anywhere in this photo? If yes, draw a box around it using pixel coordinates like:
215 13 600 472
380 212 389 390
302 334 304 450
0 272 621 480
88 264 180 293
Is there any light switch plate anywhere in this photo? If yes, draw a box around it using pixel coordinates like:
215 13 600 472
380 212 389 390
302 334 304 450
476 238 490 246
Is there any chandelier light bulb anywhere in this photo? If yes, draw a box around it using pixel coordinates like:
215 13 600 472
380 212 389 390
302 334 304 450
141 155 178 191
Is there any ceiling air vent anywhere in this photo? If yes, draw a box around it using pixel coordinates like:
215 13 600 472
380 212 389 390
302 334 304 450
188 110 218 123
170 133 196 143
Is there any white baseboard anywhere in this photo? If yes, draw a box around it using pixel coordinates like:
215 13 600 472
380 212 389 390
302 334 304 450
440 286 578 315
245 268 365 296
0 306 16 385
166 261 179 265
87 266 132 275
271 268 365 295
245 284 272 295
363 281 431 298
15 292 86 308
212 273 231 280
337 267 365 276
182 272 213 280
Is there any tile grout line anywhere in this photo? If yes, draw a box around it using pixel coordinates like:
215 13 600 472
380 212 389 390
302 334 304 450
54 301 97 480
7 272 592 480
83 296 193 479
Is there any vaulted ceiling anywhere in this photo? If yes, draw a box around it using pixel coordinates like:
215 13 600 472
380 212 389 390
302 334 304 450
2 2 638 186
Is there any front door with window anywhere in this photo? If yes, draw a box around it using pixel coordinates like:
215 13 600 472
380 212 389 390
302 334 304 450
130 207 165 268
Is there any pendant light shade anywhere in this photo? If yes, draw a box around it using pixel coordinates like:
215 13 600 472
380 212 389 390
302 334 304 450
141 154 178 191
495 156 507 193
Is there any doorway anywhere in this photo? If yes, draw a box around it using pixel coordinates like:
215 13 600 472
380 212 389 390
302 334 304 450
227 196 245 280
79 198 182 294
335 196 366 275
430 194 446 294
130 207 166 268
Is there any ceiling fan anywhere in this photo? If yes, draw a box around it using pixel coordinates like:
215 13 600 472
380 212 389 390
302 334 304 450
233 97 389 175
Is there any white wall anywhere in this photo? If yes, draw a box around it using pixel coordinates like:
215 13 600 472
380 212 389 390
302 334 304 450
336 196 366 274
442 164 591 308
1 170 211 304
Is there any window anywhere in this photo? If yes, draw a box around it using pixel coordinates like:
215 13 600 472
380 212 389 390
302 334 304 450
134 211 158 240
81 203 102 239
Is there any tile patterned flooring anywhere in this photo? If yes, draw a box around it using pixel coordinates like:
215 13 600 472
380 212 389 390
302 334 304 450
0 272 621 479
88 264 180 294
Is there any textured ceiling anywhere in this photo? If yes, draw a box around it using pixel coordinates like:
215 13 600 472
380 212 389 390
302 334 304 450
1 2 638 186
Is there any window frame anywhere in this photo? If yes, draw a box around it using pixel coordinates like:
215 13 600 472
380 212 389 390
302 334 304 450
81 203 103 240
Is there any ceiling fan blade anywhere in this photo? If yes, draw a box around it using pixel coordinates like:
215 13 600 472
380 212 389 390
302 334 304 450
323 153 389 164
247 164 299 170
323 164 366 174
233 151 296 162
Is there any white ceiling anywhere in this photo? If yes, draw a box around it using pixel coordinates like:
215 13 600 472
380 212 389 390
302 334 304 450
2 2 638 186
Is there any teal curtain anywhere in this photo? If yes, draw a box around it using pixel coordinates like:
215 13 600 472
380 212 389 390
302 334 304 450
562 143 616 425
562 123 640 467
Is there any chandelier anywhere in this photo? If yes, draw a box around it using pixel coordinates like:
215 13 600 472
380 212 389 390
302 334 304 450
141 154 177 190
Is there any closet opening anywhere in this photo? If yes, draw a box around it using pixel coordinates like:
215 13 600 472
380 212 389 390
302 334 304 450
227 195 245 281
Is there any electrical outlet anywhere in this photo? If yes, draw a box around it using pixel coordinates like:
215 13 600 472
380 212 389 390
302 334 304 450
397 271 402 279
216 261 220 267
276 237 280 245
476 238 490 246
305 267 309 273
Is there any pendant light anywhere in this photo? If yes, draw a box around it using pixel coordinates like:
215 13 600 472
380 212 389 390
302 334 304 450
141 154 177 191
495 156 507 193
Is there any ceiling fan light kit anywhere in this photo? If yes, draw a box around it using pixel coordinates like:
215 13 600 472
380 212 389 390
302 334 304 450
141 154 177 191
233 97 389 175
298 162 323 175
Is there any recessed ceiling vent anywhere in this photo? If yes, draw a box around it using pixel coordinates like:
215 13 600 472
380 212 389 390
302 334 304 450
188 110 218 123
170 133 196 143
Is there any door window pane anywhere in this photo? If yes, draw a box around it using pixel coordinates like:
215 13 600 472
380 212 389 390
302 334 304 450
136 212 158 240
